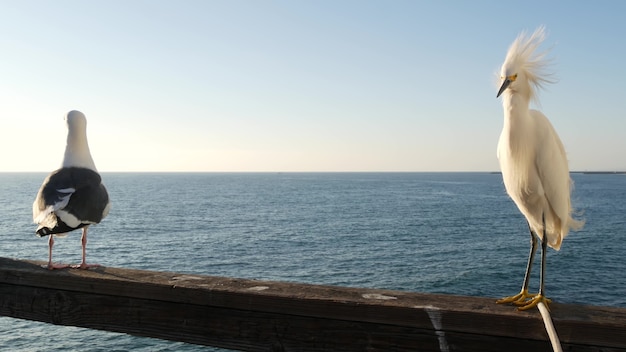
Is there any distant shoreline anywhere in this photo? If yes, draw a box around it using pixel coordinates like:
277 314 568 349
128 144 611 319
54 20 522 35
574 171 626 175
490 171 626 175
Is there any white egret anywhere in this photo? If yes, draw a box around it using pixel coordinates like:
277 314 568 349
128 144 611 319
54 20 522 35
495 27 584 311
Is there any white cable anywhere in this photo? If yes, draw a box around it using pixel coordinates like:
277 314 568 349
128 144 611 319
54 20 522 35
537 302 562 352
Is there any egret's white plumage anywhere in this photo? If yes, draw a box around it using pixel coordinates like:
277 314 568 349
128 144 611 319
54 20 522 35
495 27 583 310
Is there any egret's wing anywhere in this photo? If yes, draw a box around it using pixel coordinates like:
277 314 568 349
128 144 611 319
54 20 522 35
531 110 571 232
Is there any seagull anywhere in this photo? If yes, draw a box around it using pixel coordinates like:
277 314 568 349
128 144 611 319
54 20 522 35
33 110 111 270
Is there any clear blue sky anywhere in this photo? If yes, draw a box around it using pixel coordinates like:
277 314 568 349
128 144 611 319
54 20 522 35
2 1 625 172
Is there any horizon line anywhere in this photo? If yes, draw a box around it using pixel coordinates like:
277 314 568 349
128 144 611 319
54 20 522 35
1 170 625 174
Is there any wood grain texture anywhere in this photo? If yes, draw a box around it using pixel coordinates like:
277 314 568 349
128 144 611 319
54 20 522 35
0 257 624 351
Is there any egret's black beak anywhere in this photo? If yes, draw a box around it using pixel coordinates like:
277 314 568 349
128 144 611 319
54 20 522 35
497 78 511 98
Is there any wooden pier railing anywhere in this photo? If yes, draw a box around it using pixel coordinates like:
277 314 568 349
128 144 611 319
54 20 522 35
0 257 624 351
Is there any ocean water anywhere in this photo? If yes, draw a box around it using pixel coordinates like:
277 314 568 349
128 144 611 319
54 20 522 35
0 172 624 351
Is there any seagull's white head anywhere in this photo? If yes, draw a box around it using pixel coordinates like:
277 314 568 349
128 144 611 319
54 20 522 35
65 110 88 133
62 110 97 170
496 26 555 103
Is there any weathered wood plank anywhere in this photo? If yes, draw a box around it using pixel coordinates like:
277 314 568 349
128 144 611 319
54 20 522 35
0 257 624 351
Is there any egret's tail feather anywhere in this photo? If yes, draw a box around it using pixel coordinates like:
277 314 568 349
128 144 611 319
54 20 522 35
568 217 585 232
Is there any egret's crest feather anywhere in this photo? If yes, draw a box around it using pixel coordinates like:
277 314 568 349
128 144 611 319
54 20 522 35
503 26 555 103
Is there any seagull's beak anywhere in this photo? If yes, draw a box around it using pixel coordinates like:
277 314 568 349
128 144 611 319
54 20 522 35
496 78 512 98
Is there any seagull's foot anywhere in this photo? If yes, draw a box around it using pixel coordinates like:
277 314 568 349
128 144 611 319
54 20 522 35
496 288 536 305
70 262 101 270
515 294 552 311
43 262 70 270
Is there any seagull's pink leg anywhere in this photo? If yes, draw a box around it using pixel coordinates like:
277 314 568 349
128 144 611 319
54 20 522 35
71 227 100 269
45 235 69 270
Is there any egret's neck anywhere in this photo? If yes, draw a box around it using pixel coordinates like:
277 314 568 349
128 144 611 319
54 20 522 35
62 127 97 171
499 90 534 174
502 91 530 125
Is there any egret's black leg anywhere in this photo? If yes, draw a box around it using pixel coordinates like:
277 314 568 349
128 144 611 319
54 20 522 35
539 216 547 297
522 224 538 293
496 223 538 305
517 213 552 311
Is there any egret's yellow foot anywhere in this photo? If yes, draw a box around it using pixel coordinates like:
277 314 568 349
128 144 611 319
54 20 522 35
515 294 552 311
496 289 535 305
